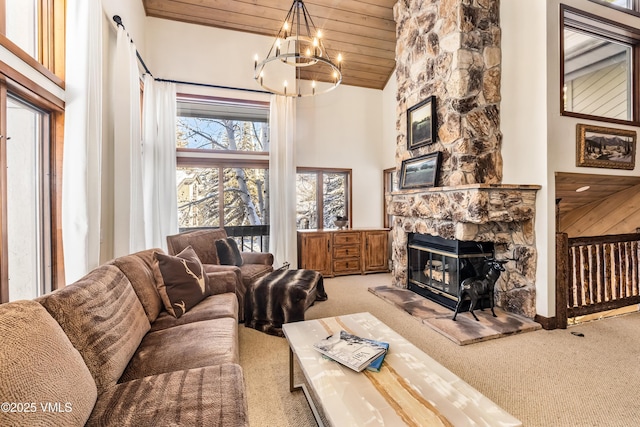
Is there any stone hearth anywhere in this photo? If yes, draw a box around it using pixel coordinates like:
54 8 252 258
390 0 540 318
388 184 540 318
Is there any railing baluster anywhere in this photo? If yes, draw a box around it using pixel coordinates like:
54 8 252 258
567 235 640 317
631 242 640 296
597 243 605 304
178 225 270 253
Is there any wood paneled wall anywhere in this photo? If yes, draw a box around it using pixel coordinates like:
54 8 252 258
559 183 640 237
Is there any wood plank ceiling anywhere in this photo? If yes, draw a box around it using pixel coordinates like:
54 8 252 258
555 172 640 216
142 0 398 90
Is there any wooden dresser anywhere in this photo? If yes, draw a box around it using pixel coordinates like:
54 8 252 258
297 229 390 277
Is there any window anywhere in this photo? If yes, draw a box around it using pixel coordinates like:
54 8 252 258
0 0 65 80
561 6 640 124
4 95 52 300
383 168 398 228
5 0 38 58
588 0 639 12
0 81 61 302
296 168 351 230
176 96 269 251
0 0 63 302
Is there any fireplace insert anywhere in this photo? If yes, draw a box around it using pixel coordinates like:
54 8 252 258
407 233 494 310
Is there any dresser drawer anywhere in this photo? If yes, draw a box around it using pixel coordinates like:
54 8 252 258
333 232 361 246
333 244 360 259
333 258 361 275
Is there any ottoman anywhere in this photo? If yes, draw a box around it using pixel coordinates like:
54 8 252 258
244 269 328 337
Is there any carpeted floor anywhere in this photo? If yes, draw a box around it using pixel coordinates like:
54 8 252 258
239 273 640 427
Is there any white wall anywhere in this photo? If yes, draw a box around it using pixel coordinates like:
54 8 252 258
501 0 551 316
545 0 640 318
502 0 640 318
145 17 388 228
145 18 271 94
102 0 147 55
297 86 385 227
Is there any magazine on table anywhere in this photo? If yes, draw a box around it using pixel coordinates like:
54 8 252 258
365 339 389 372
313 330 388 372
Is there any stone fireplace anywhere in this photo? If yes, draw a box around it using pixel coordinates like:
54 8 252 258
389 0 540 318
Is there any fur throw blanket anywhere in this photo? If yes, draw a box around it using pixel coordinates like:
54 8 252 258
244 269 327 337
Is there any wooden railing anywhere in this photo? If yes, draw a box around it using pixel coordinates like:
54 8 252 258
179 225 270 253
556 233 640 328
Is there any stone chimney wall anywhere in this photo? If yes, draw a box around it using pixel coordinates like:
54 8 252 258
394 0 503 186
390 0 540 318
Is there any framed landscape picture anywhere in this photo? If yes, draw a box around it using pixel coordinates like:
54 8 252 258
576 124 636 170
399 152 441 189
407 96 436 150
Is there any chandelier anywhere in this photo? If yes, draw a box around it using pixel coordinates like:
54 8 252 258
253 0 343 97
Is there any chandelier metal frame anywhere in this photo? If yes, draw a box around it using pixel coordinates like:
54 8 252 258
253 0 343 97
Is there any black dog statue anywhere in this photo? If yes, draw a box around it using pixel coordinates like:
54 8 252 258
452 259 508 321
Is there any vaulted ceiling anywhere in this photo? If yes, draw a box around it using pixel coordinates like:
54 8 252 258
142 0 397 90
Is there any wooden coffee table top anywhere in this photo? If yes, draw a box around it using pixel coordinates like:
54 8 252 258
282 312 521 427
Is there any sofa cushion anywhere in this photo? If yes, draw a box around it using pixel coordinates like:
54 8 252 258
155 246 211 318
109 248 165 323
215 237 244 266
0 300 97 427
37 265 150 393
166 228 228 265
87 364 248 427
120 317 239 382
150 292 239 332
239 263 273 287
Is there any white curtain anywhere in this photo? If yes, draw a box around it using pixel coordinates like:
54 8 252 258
62 0 102 284
268 95 297 268
142 75 178 251
112 26 144 257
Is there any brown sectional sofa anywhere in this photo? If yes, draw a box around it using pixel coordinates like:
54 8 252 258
0 248 248 427
166 228 274 320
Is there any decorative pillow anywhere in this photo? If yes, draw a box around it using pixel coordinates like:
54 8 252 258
215 238 244 267
154 246 210 318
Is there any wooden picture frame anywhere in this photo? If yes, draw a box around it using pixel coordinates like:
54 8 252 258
407 96 436 149
399 152 441 189
576 124 636 170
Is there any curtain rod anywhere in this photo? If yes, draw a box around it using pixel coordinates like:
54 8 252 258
111 15 271 96
112 15 152 76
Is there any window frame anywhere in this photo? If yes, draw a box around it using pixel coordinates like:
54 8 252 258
176 94 270 230
587 0 640 16
560 5 640 126
383 167 397 229
0 0 65 87
0 70 63 303
296 167 352 230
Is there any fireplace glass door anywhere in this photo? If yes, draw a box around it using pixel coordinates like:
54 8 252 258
407 234 493 310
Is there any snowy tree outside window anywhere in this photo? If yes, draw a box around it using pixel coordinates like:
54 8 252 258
175 97 270 251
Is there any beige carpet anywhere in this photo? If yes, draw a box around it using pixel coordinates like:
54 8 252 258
239 273 640 427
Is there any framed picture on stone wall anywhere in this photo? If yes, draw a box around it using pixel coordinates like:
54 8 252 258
576 124 636 170
399 152 441 189
407 96 437 149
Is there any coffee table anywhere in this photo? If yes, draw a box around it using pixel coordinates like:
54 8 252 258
282 312 522 427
